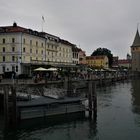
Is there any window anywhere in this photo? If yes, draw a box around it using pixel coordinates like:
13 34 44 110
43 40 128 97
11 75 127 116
23 48 25 52
12 38 15 43
30 40 32 45
23 38 25 44
12 47 15 52
36 41 38 46
3 38 5 44
12 56 15 62
30 49 32 53
3 56 5 62
41 50 43 54
16 66 18 72
41 43 43 47
3 47 5 52
36 49 38 54
2 66 5 72
12 66 15 72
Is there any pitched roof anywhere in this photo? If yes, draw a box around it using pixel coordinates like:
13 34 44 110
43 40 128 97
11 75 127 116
131 29 140 47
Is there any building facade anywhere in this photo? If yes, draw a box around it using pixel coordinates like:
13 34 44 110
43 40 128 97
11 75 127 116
79 49 86 65
118 59 131 69
0 23 78 76
72 46 80 64
86 55 109 69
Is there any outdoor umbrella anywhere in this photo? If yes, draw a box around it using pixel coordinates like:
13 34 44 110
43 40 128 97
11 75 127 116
46 67 58 71
34 67 48 71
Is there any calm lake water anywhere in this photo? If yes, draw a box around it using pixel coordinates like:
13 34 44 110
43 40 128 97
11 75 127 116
1 78 140 140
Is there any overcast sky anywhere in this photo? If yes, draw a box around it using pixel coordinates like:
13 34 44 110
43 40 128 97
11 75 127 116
0 0 140 59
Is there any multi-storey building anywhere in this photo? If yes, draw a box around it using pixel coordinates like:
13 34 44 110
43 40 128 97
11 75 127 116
59 39 73 64
0 23 47 75
79 49 86 65
118 59 131 69
72 45 80 64
131 29 140 72
86 55 109 69
0 23 78 76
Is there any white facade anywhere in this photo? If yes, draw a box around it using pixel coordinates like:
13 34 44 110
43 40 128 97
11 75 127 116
0 24 79 76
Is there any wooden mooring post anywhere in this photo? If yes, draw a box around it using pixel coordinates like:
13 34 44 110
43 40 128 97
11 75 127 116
11 85 17 127
88 80 97 120
3 85 17 129
64 76 72 97
4 86 9 129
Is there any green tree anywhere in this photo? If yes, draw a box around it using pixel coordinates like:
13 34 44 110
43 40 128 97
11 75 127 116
91 48 113 67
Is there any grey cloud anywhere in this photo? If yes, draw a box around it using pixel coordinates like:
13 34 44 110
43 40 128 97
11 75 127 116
1 0 140 58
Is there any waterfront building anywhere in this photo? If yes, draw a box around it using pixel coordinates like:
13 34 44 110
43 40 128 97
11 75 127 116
112 56 119 68
0 23 46 76
131 29 140 72
59 39 73 65
112 55 131 70
72 45 80 64
118 59 131 69
0 23 78 76
86 55 109 69
79 49 86 65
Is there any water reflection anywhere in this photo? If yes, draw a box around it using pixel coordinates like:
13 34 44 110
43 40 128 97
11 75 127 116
2 79 140 140
131 78 140 114
3 117 98 140
2 110 98 140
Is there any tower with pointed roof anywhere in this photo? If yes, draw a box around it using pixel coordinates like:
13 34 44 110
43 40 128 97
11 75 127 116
131 29 140 72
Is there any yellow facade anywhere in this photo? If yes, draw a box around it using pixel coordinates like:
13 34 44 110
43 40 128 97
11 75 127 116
59 42 72 63
0 32 46 74
21 34 46 63
86 56 109 68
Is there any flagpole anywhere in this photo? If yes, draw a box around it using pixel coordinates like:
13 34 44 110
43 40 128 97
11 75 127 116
42 16 45 32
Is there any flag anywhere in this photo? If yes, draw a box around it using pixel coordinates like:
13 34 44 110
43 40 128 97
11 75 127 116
42 16 45 22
